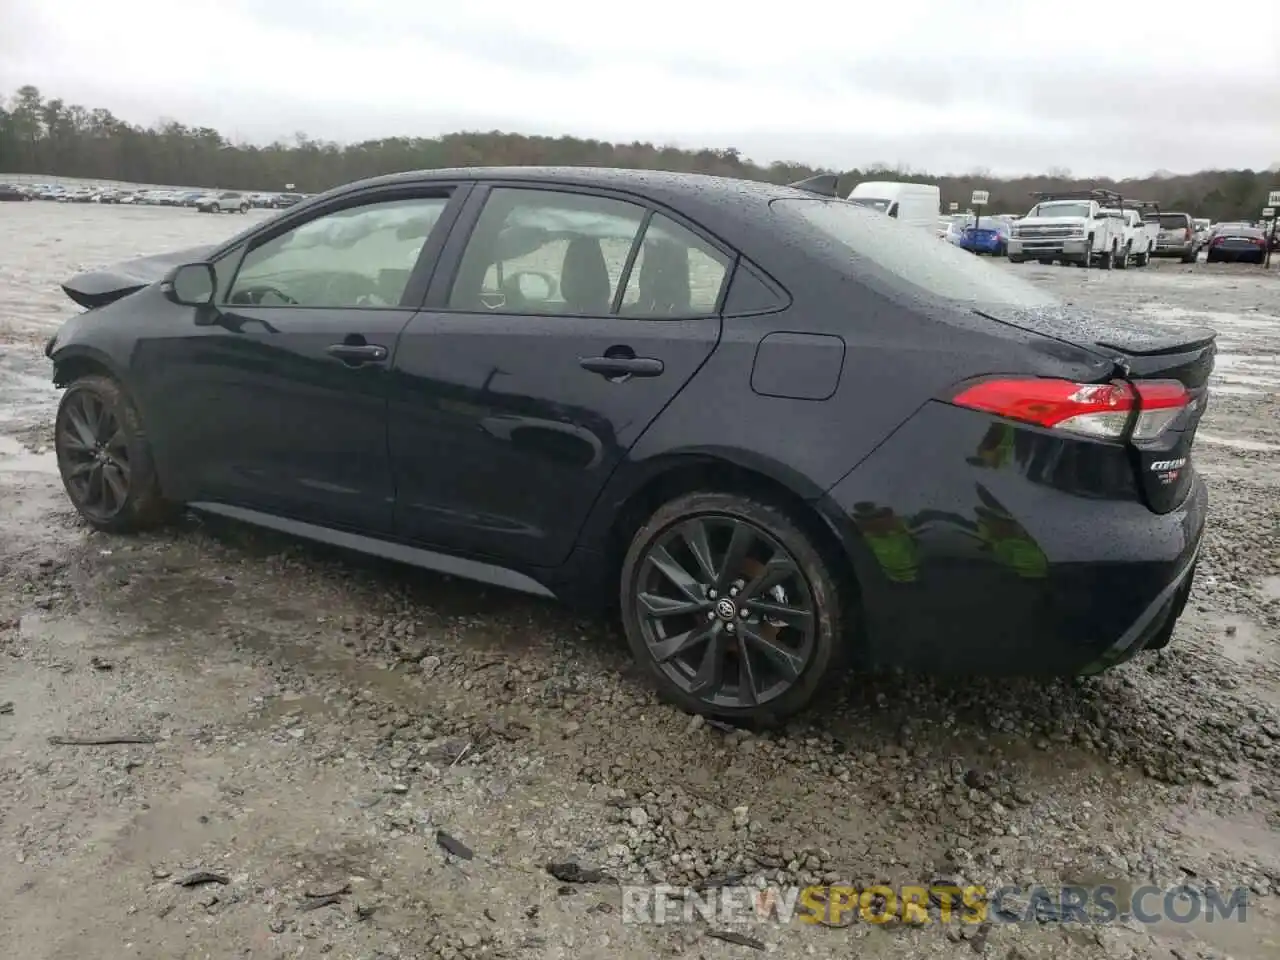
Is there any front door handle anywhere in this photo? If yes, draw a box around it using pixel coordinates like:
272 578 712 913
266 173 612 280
579 356 664 379
327 343 388 365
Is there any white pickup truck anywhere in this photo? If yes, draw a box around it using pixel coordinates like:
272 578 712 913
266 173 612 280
1100 207 1158 268
1007 192 1128 268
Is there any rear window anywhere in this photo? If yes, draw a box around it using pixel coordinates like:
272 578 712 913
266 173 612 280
1147 214 1190 229
772 198 1057 310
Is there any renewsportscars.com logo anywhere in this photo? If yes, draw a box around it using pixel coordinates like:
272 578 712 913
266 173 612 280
620 883 1251 927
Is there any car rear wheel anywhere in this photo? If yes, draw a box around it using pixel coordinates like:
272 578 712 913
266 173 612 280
54 375 179 533
620 492 849 725
211 203 220 213
239 203 249 214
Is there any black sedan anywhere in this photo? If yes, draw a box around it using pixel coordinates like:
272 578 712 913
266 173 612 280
1205 225 1269 264
0 183 32 201
43 166 1213 724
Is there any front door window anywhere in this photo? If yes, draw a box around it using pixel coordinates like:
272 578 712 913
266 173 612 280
227 196 450 308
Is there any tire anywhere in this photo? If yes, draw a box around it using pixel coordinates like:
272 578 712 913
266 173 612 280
1115 242 1131 269
1099 243 1115 270
1135 245 1151 267
1008 256 1026 264
211 203 220 213
54 374 179 533
1037 258 1053 265
239 203 249 214
619 491 850 726
1181 247 1196 264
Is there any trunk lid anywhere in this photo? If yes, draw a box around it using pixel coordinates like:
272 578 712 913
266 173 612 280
974 305 1216 513
61 243 217 309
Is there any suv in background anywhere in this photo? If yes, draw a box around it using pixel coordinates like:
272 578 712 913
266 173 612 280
1145 212 1200 262
196 191 251 214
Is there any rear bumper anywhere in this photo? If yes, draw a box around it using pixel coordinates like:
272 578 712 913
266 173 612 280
1207 245 1267 261
819 401 1208 675
1153 241 1194 257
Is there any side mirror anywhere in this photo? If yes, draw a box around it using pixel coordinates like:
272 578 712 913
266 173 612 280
162 262 217 307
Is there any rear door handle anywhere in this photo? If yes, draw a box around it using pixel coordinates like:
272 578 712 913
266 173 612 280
327 343 388 365
579 356 664 379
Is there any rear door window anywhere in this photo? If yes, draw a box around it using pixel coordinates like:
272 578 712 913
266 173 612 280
618 213 731 317
772 197 1057 309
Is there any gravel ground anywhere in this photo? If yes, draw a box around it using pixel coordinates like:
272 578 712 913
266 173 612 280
1 203 1278 960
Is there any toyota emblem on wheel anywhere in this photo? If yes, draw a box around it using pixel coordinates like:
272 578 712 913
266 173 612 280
715 598 737 621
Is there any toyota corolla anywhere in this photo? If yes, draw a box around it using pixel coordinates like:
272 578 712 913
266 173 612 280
44 167 1214 725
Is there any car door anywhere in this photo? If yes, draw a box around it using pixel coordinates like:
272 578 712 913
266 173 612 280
137 185 466 535
387 183 734 568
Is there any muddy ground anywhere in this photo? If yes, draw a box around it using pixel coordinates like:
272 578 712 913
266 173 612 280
1 203 1278 960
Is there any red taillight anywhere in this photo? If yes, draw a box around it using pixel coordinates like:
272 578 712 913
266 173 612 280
1184 227 1192 240
1212 236 1225 245
950 378 1188 442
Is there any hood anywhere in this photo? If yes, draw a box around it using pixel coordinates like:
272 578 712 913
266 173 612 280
61 243 217 309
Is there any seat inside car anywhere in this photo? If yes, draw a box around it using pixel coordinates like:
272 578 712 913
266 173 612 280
560 237 611 314
632 239 691 315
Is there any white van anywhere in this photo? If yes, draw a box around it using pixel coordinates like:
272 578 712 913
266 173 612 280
846 181 941 231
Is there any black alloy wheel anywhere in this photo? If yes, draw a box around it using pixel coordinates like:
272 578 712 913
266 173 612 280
58 386 131 523
54 375 177 532
621 493 847 723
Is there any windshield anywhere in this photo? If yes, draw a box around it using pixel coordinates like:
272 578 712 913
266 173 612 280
1148 214 1189 229
773 198 1057 310
1025 202 1091 219
848 197 891 213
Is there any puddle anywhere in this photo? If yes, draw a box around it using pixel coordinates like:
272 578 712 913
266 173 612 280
0 434 57 474
1216 616 1276 667
1209 384 1266 397
1196 433 1280 453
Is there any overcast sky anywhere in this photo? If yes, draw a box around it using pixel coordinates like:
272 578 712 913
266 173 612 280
2 0 1277 178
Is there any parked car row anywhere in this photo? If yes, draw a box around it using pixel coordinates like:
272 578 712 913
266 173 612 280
926 189 1271 268
2 182 313 210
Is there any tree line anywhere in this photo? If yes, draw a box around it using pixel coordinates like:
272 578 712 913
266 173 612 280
1 84 1275 220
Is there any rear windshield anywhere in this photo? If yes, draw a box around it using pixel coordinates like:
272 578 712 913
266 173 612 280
1147 214 1190 229
772 198 1057 310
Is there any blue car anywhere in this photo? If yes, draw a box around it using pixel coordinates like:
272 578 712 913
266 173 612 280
959 218 1010 256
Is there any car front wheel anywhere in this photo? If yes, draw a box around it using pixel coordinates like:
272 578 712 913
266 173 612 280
620 491 849 725
54 375 178 533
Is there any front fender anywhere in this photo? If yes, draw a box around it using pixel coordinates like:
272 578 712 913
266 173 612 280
48 341 127 387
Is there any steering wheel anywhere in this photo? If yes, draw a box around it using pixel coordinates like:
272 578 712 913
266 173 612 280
230 285 297 305
500 270 558 310
318 272 380 307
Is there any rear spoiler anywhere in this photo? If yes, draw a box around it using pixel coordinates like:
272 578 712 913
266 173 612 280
788 174 841 198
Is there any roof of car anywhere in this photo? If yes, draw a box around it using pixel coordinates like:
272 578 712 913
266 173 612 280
343 165 816 203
